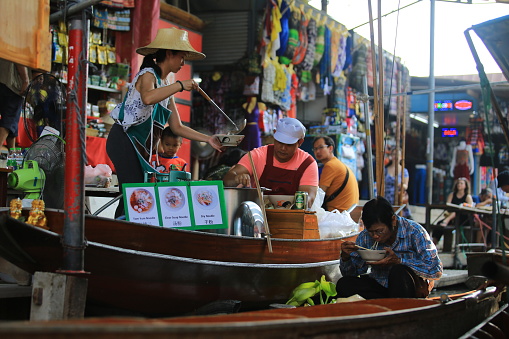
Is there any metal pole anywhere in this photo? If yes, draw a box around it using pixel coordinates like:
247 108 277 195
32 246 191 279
50 0 102 23
362 76 375 199
426 0 436 205
62 1 88 273
321 0 328 12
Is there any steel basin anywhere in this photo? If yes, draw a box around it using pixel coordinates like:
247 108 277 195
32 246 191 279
215 188 262 235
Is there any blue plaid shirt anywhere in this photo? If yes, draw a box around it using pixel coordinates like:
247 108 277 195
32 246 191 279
340 216 443 288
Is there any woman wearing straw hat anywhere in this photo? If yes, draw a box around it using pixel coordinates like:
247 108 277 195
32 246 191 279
107 27 223 218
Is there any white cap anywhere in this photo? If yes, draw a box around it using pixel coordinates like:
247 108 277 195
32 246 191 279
273 118 306 144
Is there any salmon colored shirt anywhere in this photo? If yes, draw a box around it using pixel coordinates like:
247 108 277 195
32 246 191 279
237 145 318 186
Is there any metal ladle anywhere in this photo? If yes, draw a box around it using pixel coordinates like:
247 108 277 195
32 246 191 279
197 86 246 134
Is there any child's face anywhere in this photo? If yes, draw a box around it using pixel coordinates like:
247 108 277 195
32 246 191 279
161 136 182 157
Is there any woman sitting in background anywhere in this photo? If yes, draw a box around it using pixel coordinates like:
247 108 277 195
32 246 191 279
432 177 473 245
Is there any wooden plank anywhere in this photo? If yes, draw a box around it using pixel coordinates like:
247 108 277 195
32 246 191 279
160 2 206 32
0 0 51 71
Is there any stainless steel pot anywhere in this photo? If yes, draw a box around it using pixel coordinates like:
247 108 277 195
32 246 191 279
221 188 261 235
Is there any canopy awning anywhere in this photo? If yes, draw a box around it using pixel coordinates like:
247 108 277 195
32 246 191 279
471 15 509 82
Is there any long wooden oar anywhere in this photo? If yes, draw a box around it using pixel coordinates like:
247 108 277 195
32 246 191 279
248 151 272 253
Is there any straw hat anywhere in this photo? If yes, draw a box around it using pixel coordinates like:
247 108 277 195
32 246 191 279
136 27 206 60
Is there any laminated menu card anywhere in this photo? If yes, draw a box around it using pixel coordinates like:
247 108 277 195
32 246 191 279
156 182 192 228
123 183 161 226
189 181 227 230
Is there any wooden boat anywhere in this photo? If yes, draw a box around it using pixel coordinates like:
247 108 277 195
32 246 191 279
460 303 509 339
0 208 358 316
0 289 500 338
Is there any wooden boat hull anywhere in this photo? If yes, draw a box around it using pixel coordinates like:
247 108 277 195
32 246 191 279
0 291 500 338
0 210 356 316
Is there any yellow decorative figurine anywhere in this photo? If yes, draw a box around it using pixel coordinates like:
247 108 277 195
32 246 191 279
9 198 22 220
27 199 48 230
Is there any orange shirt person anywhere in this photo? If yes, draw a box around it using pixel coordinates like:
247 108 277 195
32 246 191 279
313 135 359 211
150 126 187 173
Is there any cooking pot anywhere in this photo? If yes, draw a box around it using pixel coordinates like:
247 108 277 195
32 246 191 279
215 188 261 235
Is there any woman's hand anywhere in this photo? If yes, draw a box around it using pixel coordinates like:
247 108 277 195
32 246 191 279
180 79 198 92
207 135 224 152
370 248 401 266
341 241 358 261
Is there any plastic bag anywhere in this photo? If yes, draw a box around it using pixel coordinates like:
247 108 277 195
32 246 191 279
310 187 325 212
84 164 112 187
317 209 359 239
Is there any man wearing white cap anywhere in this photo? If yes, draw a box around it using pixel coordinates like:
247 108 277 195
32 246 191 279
223 118 318 208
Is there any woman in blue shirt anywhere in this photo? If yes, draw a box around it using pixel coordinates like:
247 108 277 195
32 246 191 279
337 196 443 299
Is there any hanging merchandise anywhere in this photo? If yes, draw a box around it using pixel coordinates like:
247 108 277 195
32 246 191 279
342 34 353 72
499 145 509 165
319 25 332 95
291 7 309 66
276 0 290 59
466 117 485 155
298 15 317 83
279 4 300 65
332 73 347 115
366 45 374 88
299 79 316 102
332 31 348 77
313 21 325 68
241 97 262 151
243 76 260 96
259 0 281 61
261 59 276 104
287 67 299 118
330 25 341 75
272 60 287 108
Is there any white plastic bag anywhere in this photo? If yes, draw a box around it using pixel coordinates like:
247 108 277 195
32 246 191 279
318 209 359 238
310 187 325 212
84 164 113 187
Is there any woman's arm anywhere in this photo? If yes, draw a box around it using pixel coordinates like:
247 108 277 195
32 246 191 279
465 194 474 206
135 72 185 105
167 97 223 151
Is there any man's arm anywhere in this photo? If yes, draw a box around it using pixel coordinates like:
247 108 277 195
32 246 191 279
223 164 251 188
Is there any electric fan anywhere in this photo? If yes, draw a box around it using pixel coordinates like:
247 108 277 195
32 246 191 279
7 160 46 200
22 73 66 142
23 134 66 209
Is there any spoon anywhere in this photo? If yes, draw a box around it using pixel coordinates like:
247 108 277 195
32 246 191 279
197 86 246 134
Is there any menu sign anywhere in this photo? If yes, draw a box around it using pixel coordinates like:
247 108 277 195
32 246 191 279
190 182 225 227
156 183 192 228
123 184 160 226
123 181 227 230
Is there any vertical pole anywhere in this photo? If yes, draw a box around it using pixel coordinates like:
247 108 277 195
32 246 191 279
426 0 436 205
367 0 381 196
363 76 375 199
376 0 385 197
62 1 88 273
321 0 328 12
